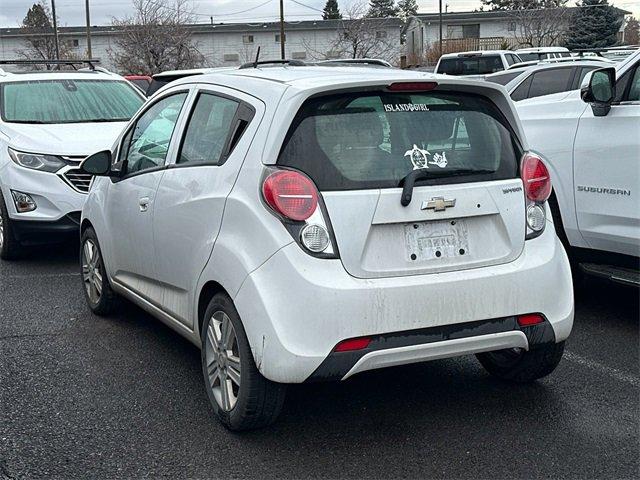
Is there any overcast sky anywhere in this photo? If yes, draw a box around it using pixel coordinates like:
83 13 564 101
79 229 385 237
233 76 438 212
1 0 638 27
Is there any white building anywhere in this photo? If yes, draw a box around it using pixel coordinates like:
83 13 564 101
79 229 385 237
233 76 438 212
0 18 403 73
403 8 629 66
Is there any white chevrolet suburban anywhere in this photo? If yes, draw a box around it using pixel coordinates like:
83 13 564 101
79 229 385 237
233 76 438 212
516 51 640 285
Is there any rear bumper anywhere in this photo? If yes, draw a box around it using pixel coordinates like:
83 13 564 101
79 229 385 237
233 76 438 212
307 316 554 381
234 223 574 383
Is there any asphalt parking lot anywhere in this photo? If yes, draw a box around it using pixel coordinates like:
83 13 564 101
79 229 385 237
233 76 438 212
1 241 638 479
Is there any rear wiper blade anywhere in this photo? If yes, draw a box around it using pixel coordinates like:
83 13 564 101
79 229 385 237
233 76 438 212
398 168 493 206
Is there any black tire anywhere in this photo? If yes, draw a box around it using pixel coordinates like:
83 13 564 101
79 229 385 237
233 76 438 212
80 227 117 316
0 191 23 260
201 293 286 431
477 341 565 383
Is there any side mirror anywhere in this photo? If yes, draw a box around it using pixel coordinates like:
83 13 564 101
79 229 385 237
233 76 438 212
581 67 616 117
81 150 113 176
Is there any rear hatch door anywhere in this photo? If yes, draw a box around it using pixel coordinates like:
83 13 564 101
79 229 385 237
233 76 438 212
278 88 525 279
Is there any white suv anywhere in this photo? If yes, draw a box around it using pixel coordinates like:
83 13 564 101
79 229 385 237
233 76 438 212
0 62 145 259
79 64 574 430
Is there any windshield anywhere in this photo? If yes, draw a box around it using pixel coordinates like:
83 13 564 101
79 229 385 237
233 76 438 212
1 79 144 124
438 56 504 75
278 91 520 191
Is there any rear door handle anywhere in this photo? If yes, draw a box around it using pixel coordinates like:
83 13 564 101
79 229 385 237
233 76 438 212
139 197 150 212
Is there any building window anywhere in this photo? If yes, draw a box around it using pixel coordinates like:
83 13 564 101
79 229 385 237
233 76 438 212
508 21 517 32
242 35 254 44
224 53 239 62
275 33 286 43
72 39 79 47
291 51 307 60
376 31 387 39
447 24 480 39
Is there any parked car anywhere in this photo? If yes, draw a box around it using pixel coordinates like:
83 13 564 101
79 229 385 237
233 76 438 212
515 51 640 285
0 60 145 259
485 60 606 102
146 67 235 97
79 63 574 430
434 50 523 77
515 47 571 62
124 74 152 95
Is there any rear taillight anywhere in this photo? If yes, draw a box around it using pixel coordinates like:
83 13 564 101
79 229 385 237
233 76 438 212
521 152 551 240
262 168 337 258
521 152 552 202
262 170 318 221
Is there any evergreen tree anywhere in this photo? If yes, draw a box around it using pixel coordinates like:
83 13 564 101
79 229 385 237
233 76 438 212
624 17 639 45
22 1 52 31
397 0 419 18
368 0 398 18
322 0 342 20
564 0 622 49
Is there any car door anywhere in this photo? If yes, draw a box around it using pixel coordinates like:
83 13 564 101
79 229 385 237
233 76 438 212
105 89 189 301
152 86 263 327
573 62 640 257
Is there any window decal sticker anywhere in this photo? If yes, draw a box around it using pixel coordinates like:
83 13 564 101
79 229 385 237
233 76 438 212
404 145 449 170
384 104 430 112
405 144 430 170
431 151 448 168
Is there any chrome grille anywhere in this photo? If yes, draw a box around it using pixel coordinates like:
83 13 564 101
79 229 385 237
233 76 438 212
61 168 93 193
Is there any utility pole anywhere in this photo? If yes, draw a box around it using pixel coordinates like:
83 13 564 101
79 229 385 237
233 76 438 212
438 0 443 56
279 0 285 60
85 0 92 58
51 0 60 60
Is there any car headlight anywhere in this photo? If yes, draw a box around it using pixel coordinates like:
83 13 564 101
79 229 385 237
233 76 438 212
8 148 67 173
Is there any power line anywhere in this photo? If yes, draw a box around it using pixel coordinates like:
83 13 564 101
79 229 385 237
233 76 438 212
288 0 323 14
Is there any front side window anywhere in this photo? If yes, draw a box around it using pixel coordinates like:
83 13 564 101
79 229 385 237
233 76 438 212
278 91 520 191
124 93 187 175
527 68 573 99
178 93 240 165
626 66 640 102
0 79 143 124
511 75 533 101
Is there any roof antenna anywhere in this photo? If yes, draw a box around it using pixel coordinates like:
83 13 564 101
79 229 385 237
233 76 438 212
253 46 261 68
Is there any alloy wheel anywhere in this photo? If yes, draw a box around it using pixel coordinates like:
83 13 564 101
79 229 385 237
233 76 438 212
205 311 241 412
81 239 103 304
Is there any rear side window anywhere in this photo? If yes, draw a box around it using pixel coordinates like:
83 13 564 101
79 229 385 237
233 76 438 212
527 68 573 99
178 93 239 165
438 55 504 75
486 71 523 86
517 53 539 62
278 91 520 191
511 75 533 101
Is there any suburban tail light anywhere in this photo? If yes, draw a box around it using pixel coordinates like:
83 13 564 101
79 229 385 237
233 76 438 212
334 337 372 352
517 313 545 327
262 168 338 258
387 81 438 92
262 170 318 221
521 152 552 202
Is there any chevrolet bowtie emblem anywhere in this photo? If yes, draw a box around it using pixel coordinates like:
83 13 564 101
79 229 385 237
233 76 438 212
421 197 456 212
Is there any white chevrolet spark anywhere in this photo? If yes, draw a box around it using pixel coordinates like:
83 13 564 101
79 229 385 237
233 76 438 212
80 64 574 430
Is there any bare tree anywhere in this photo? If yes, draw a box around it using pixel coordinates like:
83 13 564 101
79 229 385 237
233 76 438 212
509 6 572 47
110 0 205 75
303 2 401 63
17 1 73 70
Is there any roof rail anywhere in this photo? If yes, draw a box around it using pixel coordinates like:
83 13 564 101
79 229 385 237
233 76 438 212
0 59 101 71
239 59 306 69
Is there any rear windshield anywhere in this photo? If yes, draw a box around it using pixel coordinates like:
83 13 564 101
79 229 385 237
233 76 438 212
437 56 504 75
517 53 541 62
0 79 144 124
278 91 521 191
